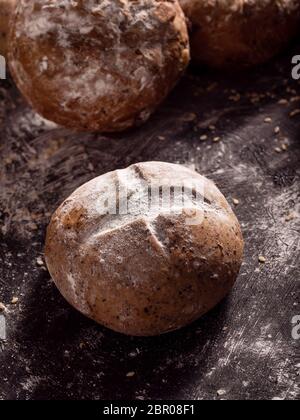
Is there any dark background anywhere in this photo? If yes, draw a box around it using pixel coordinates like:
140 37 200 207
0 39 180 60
0 41 299 400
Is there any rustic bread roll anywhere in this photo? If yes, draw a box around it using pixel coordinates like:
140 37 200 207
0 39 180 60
179 0 300 70
0 0 15 56
45 162 244 336
8 0 189 132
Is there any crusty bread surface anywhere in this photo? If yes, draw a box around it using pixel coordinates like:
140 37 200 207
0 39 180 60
0 0 15 56
45 162 244 336
9 0 190 132
179 0 300 69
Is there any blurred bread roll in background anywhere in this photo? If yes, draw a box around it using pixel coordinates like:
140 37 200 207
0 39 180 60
179 0 300 70
8 0 190 132
0 0 15 56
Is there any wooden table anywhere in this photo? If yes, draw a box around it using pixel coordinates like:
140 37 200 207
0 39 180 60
0 42 299 400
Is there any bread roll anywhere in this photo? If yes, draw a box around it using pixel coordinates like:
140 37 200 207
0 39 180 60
179 0 300 70
0 0 15 56
45 162 244 336
8 0 189 132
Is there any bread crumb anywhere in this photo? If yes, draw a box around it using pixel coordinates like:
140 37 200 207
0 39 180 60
264 117 272 123
11 297 19 304
274 147 282 153
200 135 208 141
126 372 136 377
281 144 288 151
258 256 266 264
233 198 240 206
213 136 221 143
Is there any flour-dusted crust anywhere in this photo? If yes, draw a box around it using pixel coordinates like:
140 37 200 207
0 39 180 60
179 0 300 69
45 162 244 336
0 0 15 55
8 0 190 132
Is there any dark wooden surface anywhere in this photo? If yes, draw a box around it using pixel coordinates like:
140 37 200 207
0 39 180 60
0 43 299 400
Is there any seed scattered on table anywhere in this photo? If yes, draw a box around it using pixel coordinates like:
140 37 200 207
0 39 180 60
126 371 136 378
182 113 197 122
207 82 218 92
278 99 289 106
290 96 300 103
36 256 44 266
289 109 300 118
217 389 226 396
222 326 228 331
285 212 296 222
258 256 266 264
229 93 241 102
274 126 280 134
11 297 19 304
233 198 240 206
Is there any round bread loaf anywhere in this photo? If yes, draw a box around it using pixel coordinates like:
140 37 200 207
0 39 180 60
45 162 244 336
8 0 190 132
0 0 15 56
179 0 300 69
